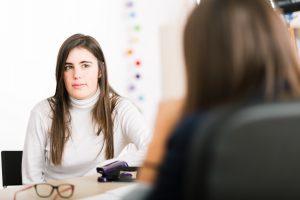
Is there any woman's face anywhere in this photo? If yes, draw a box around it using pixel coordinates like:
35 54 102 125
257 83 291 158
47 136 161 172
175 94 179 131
63 47 100 100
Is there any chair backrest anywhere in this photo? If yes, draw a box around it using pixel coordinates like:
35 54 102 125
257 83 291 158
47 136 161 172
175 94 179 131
184 101 300 200
275 0 300 13
1 151 23 187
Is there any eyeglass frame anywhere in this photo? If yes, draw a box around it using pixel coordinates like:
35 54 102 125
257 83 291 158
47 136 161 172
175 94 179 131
13 183 75 200
34 183 75 198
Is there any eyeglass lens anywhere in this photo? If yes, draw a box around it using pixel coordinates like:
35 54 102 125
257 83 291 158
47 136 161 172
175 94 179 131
57 184 74 198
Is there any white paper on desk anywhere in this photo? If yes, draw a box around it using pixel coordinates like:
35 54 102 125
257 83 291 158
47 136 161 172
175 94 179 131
80 183 140 200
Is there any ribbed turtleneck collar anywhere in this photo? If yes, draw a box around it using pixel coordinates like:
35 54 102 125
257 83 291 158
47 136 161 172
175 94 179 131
70 88 100 109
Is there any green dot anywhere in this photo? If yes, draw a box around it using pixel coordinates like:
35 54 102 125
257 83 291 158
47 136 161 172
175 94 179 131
134 25 141 31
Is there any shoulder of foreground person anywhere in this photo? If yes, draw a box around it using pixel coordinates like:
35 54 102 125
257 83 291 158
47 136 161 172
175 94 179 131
167 112 205 150
143 112 206 200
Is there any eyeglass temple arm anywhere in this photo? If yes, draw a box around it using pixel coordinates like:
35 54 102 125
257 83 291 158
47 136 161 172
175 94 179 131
13 185 34 200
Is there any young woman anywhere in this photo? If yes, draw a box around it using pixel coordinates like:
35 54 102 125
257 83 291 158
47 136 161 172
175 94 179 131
22 34 150 183
141 0 300 200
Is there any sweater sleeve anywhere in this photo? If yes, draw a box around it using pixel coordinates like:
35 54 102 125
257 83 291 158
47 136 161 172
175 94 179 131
101 99 152 167
22 109 47 184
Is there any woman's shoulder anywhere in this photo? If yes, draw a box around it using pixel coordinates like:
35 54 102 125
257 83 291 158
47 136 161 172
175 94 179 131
114 97 140 112
31 98 52 115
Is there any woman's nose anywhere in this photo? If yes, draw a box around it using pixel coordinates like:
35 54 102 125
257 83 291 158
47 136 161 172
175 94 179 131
73 67 82 79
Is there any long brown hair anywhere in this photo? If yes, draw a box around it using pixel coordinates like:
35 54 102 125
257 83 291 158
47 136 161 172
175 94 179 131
48 34 119 165
183 0 300 113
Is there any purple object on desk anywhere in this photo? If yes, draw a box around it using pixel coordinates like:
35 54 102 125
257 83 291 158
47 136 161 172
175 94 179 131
97 161 128 175
96 161 128 182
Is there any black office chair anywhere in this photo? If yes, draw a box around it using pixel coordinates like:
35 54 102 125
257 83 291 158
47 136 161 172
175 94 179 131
1 151 23 187
274 0 300 14
184 101 300 200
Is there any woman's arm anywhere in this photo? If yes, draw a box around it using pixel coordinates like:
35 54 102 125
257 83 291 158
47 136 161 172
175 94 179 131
22 110 47 184
93 98 152 169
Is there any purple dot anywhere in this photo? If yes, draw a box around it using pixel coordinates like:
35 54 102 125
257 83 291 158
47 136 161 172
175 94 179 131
135 74 141 79
128 85 135 91
126 1 134 7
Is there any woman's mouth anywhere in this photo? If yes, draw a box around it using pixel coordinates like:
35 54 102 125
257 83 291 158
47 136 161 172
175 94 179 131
72 83 86 89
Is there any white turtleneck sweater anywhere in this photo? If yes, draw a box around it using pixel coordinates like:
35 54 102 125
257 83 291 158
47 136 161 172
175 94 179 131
22 90 151 184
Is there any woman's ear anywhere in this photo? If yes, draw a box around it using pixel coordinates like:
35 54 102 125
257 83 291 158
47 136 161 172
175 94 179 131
98 62 104 78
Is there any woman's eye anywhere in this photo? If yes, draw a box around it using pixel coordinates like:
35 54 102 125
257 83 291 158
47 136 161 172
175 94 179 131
64 65 72 71
83 64 90 68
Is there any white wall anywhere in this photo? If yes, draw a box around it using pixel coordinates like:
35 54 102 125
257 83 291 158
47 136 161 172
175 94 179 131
0 0 195 187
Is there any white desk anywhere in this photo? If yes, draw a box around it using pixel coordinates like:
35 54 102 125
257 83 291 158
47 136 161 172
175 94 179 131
0 175 132 199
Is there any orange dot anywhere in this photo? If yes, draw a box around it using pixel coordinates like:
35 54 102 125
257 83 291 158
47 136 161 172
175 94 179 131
127 49 133 55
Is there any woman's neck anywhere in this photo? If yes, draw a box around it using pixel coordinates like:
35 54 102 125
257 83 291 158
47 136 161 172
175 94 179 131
69 88 100 109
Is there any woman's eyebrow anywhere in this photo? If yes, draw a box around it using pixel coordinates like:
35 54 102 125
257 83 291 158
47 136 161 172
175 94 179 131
80 61 93 64
65 61 93 65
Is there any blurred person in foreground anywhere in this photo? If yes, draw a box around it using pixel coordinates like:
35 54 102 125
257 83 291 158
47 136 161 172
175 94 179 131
134 0 300 199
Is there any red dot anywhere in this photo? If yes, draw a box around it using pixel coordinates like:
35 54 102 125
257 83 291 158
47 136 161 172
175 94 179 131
135 60 141 66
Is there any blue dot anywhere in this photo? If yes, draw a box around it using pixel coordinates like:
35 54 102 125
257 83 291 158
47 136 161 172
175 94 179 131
130 12 136 18
138 95 144 101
